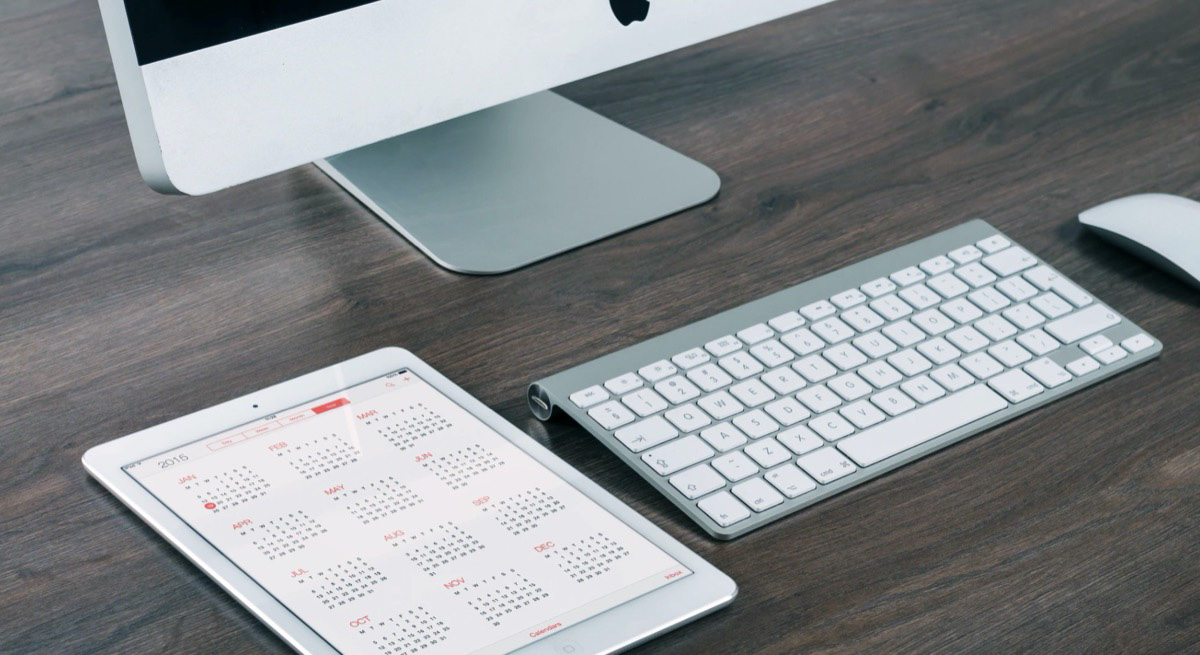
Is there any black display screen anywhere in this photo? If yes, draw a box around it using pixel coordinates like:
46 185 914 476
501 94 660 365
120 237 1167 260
122 0 381 65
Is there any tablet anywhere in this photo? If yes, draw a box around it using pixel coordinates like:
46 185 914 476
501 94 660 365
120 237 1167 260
83 348 735 654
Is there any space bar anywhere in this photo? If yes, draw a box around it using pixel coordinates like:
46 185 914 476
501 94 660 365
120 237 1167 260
837 385 1010 467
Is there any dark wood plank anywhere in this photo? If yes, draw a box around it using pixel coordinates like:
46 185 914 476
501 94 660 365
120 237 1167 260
2 0 1199 652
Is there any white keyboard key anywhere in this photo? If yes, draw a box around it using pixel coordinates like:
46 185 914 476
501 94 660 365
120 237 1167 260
976 234 1012 253
853 331 898 359
780 328 826 356
869 294 914 320
1016 329 1060 356
768 311 806 333
858 361 903 389
764 397 811 426
927 273 970 299
655 375 702 404
861 277 898 297
931 364 975 391
737 323 775 345
589 401 637 430
705 335 743 357
987 369 1044 403
711 452 759 482
797 384 842 413
975 315 1018 341
1022 265 1058 290
946 325 990 352
1030 292 1072 319
920 255 956 275
793 355 838 383
614 416 679 452
1049 277 1093 308
1067 356 1101 376
718 352 765 380
766 465 818 498
981 246 1037 276
744 437 792 468
871 387 917 416
697 491 751 527
1024 358 1072 388
638 360 678 383
687 363 733 392
670 464 726 499
604 372 643 395
672 347 711 370
954 262 998 288
917 337 962 365
697 390 746 420
996 275 1038 302
1094 345 1128 365
882 320 926 347
948 245 984 264
890 266 927 286
731 477 785 512
831 288 868 309
838 385 1009 467
840 400 887 429
800 300 837 321
642 436 714 475
960 353 1005 380
983 342 1029 378
898 283 941 309
732 409 781 438
622 388 670 417
842 306 886 332
761 367 807 395
912 309 955 336
1044 305 1121 344
811 317 856 344
797 447 858 484
809 413 856 441
1122 333 1155 353
888 349 933 376
988 340 1033 367
570 385 610 409
1002 303 1046 330
729 380 775 408
664 403 712 432
776 425 824 455
699 423 749 452
941 297 984 324
900 375 946 403
967 287 1011 312
1024 266 1094 306
749 339 795 368
824 343 868 371
1080 335 1113 356
828 373 872 401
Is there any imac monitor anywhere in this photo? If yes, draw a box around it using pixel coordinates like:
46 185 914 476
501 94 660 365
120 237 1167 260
98 0 835 273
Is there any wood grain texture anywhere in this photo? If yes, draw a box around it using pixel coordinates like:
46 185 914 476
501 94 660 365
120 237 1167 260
2 0 1199 653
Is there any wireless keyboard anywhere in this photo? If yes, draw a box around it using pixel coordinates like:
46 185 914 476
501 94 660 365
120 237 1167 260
528 221 1161 539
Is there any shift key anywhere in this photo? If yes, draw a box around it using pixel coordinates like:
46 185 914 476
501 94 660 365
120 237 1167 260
1044 305 1120 344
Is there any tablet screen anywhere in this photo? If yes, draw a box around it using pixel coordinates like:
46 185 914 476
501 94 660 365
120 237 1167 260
124 369 691 654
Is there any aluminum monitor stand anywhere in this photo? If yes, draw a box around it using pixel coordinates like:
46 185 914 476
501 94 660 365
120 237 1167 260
316 91 720 275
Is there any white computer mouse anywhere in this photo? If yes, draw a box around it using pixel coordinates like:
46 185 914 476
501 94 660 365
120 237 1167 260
1079 193 1200 291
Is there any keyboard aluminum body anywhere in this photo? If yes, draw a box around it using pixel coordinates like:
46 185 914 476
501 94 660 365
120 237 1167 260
528 221 1161 539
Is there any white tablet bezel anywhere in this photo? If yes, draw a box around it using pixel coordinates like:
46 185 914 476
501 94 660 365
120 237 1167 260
83 347 736 654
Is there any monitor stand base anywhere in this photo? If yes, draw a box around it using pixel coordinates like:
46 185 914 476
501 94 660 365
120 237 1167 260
316 91 720 275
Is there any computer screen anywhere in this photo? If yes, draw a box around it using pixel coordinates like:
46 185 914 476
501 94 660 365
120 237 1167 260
123 0 380 64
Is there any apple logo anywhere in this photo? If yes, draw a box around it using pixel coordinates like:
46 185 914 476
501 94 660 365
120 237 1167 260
610 0 650 26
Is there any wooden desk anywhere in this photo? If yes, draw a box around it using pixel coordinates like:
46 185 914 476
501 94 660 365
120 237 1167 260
2 0 1198 652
